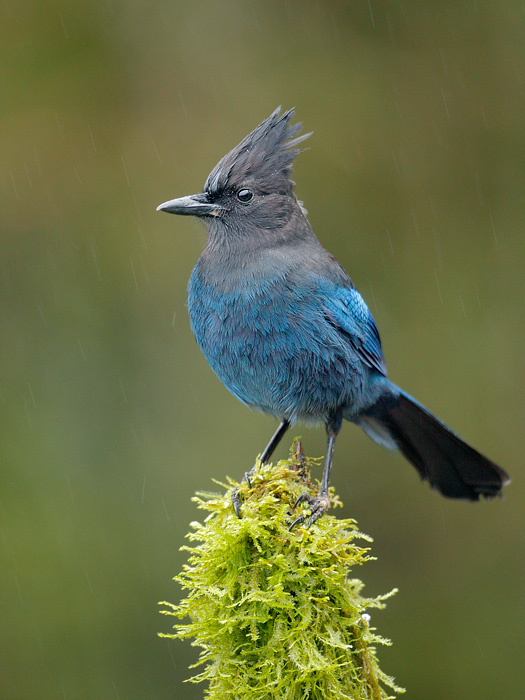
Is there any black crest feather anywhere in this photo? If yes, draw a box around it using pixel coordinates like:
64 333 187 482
204 107 311 196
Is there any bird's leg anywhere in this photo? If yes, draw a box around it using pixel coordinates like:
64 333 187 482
290 410 342 529
253 419 291 482
232 419 290 518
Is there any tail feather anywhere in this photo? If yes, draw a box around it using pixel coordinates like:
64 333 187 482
359 388 510 500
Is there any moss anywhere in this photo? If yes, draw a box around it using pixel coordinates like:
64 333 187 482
160 440 403 699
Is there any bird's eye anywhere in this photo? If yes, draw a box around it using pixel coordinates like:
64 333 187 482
237 188 253 203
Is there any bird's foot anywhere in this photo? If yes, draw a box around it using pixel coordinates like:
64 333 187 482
289 491 330 530
232 487 242 519
232 467 256 519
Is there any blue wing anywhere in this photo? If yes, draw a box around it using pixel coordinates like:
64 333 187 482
322 286 387 376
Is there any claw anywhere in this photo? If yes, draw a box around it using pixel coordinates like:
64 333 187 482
288 513 306 530
231 467 257 518
289 491 330 530
293 492 314 509
232 487 242 519
307 494 330 526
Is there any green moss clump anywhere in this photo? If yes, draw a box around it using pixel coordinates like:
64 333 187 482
160 441 403 699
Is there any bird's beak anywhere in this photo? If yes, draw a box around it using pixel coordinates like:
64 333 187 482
156 192 221 217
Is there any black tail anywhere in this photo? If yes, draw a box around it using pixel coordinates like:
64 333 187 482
358 388 510 500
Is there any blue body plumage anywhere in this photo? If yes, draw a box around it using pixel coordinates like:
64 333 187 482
158 107 509 524
188 257 381 423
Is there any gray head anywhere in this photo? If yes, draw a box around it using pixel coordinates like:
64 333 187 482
157 107 311 242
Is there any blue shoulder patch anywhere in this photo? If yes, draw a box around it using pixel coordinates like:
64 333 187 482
322 287 387 376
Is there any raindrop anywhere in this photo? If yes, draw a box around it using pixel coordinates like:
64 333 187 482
386 230 395 257
28 382 37 408
91 246 102 280
121 155 131 186
459 294 468 322
434 271 443 305
37 305 48 327
77 338 86 361
58 12 69 39
9 170 19 199
489 213 498 243
85 569 94 595
178 90 188 118
367 0 375 27
130 255 139 290
24 163 33 188
87 123 96 152
151 138 162 164
118 379 128 404
440 87 450 118
474 281 481 309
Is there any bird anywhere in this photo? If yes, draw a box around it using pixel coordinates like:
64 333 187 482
157 107 510 526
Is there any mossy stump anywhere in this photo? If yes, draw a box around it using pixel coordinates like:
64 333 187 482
160 441 403 699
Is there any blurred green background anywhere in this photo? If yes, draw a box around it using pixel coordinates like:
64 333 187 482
1 1 523 698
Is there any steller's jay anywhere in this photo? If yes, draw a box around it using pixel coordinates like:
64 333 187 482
157 107 509 526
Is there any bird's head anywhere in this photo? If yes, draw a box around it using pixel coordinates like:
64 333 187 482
157 107 311 241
